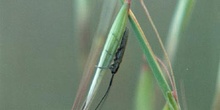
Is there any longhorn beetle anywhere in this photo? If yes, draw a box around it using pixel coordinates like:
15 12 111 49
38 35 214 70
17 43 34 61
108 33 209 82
95 27 129 110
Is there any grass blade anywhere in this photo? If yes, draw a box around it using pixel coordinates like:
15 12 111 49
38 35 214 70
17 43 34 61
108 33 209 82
128 10 179 109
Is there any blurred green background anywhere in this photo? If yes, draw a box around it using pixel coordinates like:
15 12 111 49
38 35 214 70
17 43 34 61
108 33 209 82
0 0 219 110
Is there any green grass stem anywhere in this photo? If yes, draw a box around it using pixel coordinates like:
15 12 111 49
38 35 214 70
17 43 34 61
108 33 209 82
128 10 179 109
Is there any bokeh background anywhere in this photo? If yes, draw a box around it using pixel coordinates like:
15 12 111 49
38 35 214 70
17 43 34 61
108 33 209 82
0 0 220 110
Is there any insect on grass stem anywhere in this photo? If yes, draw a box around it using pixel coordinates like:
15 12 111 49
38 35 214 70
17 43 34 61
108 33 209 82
95 27 129 110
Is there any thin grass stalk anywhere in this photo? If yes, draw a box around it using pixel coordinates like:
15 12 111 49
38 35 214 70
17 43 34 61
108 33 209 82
139 0 179 105
128 10 179 109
